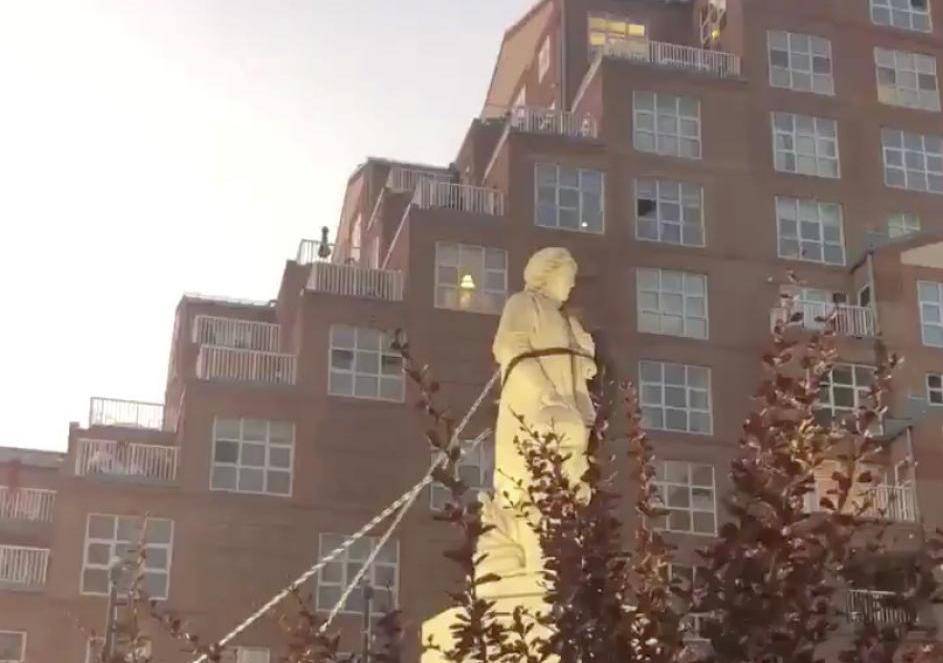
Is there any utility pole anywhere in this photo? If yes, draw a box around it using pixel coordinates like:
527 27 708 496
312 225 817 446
360 581 374 663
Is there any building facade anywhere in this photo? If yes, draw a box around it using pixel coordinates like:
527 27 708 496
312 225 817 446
3 0 943 660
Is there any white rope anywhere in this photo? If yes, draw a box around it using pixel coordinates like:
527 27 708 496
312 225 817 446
191 369 500 662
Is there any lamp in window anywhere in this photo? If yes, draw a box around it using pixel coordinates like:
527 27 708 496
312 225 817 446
459 274 477 310
460 274 477 290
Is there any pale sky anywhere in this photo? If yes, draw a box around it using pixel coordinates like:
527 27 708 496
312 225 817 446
0 0 535 452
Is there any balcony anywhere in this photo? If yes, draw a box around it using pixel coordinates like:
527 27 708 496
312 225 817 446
296 238 333 265
770 303 876 338
805 483 918 523
509 106 598 140
386 166 452 194
600 38 741 79
75 439 178 483
196 345 297 385
89 397 166 430
307 261 405 302
192 315 280 353
0 545 48 591
845 589 912 625
412 179 505 216
0 487 55 524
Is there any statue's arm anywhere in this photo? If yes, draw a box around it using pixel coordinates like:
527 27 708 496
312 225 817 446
493 294 560 402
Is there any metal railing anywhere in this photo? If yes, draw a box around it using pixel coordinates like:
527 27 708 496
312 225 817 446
75 439 179 482
770 303 877 337
845 589 912 625
412 179 505 216
196 345 297 385
509 106 598 139
601 38 741 79
0 487 56 523
296 239 333 265
89 397 165 430
386 166 452 193
0 545 49 589
192 315 280 352
307 261 405 301
805 483 917 522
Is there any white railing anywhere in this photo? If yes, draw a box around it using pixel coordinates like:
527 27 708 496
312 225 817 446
0 545 49 588
307 261 405 301
805 483 917 522
510 106 598 139
601 38 741 79
296 239 333 265
845 589 912 625
0 487 56 523
89 397 165 430
75 439 179 482
412 179 505 216
192 315 280 353
770 303 876 337
196 345 297 385
386 166 452 193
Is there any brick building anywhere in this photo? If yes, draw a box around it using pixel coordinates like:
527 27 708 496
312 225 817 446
3 0 943 660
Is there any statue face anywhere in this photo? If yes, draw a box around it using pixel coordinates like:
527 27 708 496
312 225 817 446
544 262 576 304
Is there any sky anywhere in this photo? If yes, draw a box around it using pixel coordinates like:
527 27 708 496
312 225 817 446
0 0 536 452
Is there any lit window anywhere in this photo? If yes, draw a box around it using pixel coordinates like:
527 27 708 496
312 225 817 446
0 632 25 663
771 112 840 178
535 163 605 233
882 129 943 193
700 0 727 48
210 419 294 497
637 268 708 339
639 361 712 434
434 243 507 314
634 92 702 159
919 281 943 346
538 36 551 82
817 364 876 422
588 13 646 52
430 436 494 511
635 178 704 247
81 515 173 600
775 196 845 266
927 374 943 405
870 0 931 32
768 31 833 95
875 48 940 111
888 212 921 238
316 534 398 616
328 326 404 402
653 461 716 535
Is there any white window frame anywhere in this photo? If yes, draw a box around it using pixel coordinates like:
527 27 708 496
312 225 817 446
653 461 717 535
639 361 713 435
637 268 709 340
534 163 605 234
316 534 399 617
888 212 921 238
875 47 940 111
210 418 294 497
0 631 25 663
767 30 834 95
775 196 846 266
817 363 877 420
328 326 405 402
634 178 705 247
870 0 932 33
434 242 508 315
80 514 174 600
633 91 702 160
234 647 271 663
926 373 943 405
882 128 943 194
771 112 840 178
430 436 494 511
538 35 551 82
667 564 711 642
919 281 943 347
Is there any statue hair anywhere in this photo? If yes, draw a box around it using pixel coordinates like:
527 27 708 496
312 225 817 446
523 247 578 293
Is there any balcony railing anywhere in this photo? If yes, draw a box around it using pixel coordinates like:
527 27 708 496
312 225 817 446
509 106 598 139
805 483 918 523
0 487 56 524
0 545 49 589
296 238 334 265
771 303 876 338
75 439 178 482
196 345 297 385
845 589 912 625
386 166 452 193
192 315 280 353
600 38 741 79
88 397 165 430
307 261 405 301
412 179 505 216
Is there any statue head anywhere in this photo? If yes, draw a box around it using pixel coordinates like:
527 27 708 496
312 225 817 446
523 247 578 305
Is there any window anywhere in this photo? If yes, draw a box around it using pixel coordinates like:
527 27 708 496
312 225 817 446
235 648 271 663
771 112 840 178
81 515 173 600
348 215 361 264
700 0 727 48
211 418 294 496
775 196 845 265
435 243 507 314
653 461 717 535
328 326 404 401
430 436 494 511
316 534 398 616
882 129 943 193
918 281 943 346
668 564 711 642
634 92 702 159
817 364 876 421
639 361 712 434
875 48 940 111
535 163 605 233
768 31 834 95
927 374 943 405
588 13 645 53
870 0 931 32
635 179 705 246
0 632 24 663
538 36 551 81
888 212 921 238
637 268 709 339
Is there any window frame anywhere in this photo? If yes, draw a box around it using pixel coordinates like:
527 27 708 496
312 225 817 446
771 112 841 179
652 460 718 536
918 280 943 347
639 361 713 435
817 363 877 420
80 514 174 600
634 178 706 247
767 30 834 95
636 268 709 340
633 91 703 160
234 647 272 663
870 0 932 33
0 631 25 663
587 12 647 54
210 418 295 497
534 163 606 234
882 128 943 194
328 325 405 402
434 242 508 315
775 196 846 266
888 212 922 238
875 47 940 111
316 534 399 617
926 373 943 405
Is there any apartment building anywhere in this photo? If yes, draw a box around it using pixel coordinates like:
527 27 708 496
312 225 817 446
3 0 943 660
